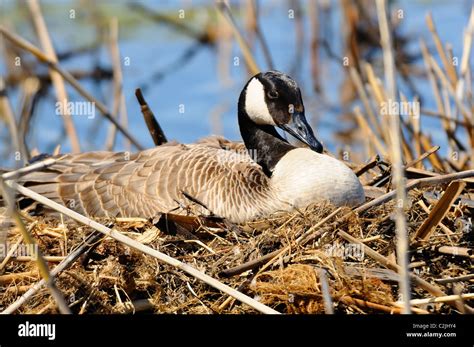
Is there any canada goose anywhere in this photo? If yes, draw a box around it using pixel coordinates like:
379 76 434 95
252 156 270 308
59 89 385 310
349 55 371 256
16 71 364 223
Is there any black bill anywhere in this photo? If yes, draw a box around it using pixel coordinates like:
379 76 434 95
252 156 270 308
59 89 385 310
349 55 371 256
278 112 324 153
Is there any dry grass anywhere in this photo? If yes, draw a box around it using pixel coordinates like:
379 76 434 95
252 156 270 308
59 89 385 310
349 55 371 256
0 1 473 315
0 188 472 314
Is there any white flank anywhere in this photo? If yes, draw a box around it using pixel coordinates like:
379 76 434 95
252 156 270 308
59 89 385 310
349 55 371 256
271 148 365 208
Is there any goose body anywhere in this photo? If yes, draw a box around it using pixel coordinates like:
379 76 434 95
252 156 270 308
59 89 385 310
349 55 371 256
18 71 365 223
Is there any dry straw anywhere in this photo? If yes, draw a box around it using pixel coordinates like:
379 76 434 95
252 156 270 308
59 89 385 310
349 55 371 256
1 2 473 315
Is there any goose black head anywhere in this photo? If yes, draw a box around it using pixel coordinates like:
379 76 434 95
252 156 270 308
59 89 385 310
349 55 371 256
242 70 323 153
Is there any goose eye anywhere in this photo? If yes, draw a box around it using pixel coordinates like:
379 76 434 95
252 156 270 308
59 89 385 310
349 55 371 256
267 90 279 99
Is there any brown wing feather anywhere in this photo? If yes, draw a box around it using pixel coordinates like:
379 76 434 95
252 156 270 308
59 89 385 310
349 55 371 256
19 141 280 222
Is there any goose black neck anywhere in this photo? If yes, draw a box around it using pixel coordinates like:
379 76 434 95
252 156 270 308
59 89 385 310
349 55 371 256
238 96 295 177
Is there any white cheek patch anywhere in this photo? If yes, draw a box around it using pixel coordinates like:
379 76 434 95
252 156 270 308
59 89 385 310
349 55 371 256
245 78 276 125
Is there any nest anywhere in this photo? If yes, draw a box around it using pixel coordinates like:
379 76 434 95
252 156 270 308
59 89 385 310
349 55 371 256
0 183 472 314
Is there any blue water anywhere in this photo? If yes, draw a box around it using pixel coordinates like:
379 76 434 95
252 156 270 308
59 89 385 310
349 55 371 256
0 0 473 165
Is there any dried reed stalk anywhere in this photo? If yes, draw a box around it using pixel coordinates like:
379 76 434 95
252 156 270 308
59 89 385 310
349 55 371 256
1 157 60 180
0 76 23 163
135 88 167 146
349 67 385 141
426 13 458 86
438 246 473 258
396 293 474 306
376 0 410 314
338 296 416 314
215 1 260 75
27 0 81 153
416 200 453 236
249 0 274 70
354 106 387 156
319 269 334 314
105 17 127 151
413 180 466 241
